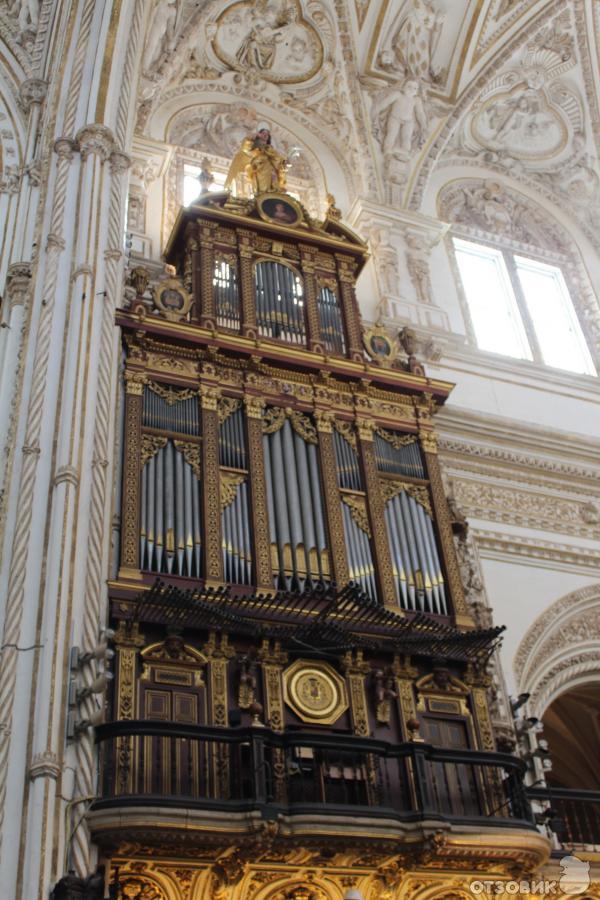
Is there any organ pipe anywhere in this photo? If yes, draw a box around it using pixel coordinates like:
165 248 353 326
341 501 377 600
262 412 328 590
213 257 240 331
140 441 202 578
333 428 361 491
255 261 306 344
142 385 199 436
317 285 346 355
384 490 447 615
374 431 424 479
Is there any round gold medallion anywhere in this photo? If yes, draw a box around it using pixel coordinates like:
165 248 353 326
283 659 348 725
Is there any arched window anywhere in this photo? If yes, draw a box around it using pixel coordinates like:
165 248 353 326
453 238 595 375
439 180 598 377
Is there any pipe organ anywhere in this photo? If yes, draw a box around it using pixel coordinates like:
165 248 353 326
94 185 538 899
117 191 468 620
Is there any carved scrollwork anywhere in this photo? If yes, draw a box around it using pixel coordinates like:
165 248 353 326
380 479 432 517
220 471 245 508
141 435 168 467
334 418 357 449
341 494 371 536
147 381 197 405
375 425 418 450
218 396 242 423
173 440 202 478
262 407 318 444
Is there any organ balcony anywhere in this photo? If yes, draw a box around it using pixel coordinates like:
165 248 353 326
103 188 554 877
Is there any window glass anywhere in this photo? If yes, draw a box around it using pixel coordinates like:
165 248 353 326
514 255 595 375
183 165 226 206
453 239 532 360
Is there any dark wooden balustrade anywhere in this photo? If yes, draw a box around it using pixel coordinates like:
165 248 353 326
527 785 600 848
94 720 534 829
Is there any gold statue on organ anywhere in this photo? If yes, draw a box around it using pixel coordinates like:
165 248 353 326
225 123 292 195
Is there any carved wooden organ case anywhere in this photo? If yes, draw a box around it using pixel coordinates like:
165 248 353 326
109 190 503 811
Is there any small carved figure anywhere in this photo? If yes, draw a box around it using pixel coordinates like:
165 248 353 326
225 124 288 194
9 0 39 31
374 79 427 159
236 16 284 70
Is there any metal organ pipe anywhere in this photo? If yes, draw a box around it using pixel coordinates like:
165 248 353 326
317 286 346 356
383 491 447 616
262 412 328 590
140 442 202 578
255 262 306 345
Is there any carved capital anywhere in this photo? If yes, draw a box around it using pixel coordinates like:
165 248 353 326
4 262 31 310
19 79 47 111
199 385 221 410
29 751 61 781
356 417 375 441
53 138 77 162
244 395 265 419
76 124 116 161
314 409 334 433
110 150 132 176
124 371 147 395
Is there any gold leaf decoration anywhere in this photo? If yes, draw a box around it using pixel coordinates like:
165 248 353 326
341 494 371 536
375 425 418 449
218 396 241 424
220 471 245 508
148 381 197 406
334 418 357 449
140 435 167 467
174 440 202 478
380 479 432 517
288 409 318 444
262 406 287 434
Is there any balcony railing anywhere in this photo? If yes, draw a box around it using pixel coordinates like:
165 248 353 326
94 721 534 830
527 786 600 848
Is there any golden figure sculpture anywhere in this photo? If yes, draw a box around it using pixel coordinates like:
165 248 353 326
225 124 288 194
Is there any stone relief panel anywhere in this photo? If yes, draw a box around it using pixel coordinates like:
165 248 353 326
513 585 600 716
438 177 568 250
210 0 323 84
457 32 582 168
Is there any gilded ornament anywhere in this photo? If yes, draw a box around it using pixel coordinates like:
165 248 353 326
153 278 192 322
148 382 197 406
141 435 167 468
283 659 348 725
172 440 201 478
341 494 371 536
220 471 245 508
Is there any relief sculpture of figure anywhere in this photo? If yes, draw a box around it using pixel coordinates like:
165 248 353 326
225 124 288 194
143 0 182 73
374 78 427 158
236 15 284 70
392 0 444 82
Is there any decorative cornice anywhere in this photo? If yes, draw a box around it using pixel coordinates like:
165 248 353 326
472 528 600 573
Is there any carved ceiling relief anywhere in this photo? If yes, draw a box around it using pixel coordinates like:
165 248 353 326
210 0 323 84
361 0 464 203
440 9 600 249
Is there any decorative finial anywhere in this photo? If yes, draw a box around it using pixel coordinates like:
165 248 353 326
198 157 214 193
326 192 342 220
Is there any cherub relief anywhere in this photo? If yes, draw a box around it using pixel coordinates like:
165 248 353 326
374 78 427 159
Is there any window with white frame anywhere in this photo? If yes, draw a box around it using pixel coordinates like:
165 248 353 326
453 238 596 376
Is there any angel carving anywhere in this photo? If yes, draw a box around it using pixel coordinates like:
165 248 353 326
225 124 288 194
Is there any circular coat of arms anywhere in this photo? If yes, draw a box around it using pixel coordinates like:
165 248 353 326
283 659 348 725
